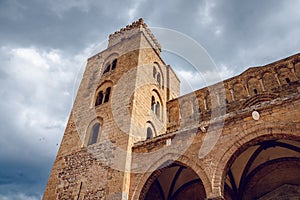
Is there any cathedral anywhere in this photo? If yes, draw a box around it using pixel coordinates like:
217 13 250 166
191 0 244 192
43 19 300 200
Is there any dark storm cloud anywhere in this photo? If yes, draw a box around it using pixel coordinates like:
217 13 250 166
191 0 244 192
0 46 77 199
0 0 135 52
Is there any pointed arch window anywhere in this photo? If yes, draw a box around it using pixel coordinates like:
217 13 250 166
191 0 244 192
103 57 118 74
88 123 100 145
157 73 161 86
155 102 160 117
153 63 163 87
95 85 112 107
146 127 153 139
253 88 258 94
151 96 155 111
150 92 162 119
153 67 157 78
95 91 104 106
103 63 110 74
146 121 156 140
104 87 111 103
111 59 117 70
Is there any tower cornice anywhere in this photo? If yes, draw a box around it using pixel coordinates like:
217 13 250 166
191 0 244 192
108 18 161 52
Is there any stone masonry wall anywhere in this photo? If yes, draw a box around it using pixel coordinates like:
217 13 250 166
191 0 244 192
131 90 300 199
130 53 300 199
44 19 300 200
43 19 180 200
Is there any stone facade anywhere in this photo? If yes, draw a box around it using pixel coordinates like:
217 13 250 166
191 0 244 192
43 19 300 200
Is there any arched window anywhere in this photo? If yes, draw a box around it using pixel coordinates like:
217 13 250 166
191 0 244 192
153 67 157 78
95 91 104 106
88 123 100 145
104 87 111 103
146 127 153 139
151 96 155 111
157 73 161 86
111 59 117 70
153 63 163 87
103 56 118 74
151 90 163 119
95 81 113 107
103 63 110 73
253 88 258 94
155 102 160 117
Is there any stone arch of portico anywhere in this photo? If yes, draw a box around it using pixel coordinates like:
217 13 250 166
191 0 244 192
131 153 211 200
211 123 300 199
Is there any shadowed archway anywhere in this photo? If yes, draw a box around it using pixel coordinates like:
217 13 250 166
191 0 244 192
140 161 206 200
224 139 300 200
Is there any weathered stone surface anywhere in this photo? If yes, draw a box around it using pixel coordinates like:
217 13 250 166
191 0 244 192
43 19 300 200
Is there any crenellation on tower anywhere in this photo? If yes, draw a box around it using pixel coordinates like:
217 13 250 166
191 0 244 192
108 18 161 53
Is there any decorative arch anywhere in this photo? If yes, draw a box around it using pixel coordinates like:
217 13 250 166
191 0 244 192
103 52 119 63
277 67 295 85
212 124 300 199
262 71 279 91
233 83 247 100
247 77 262 96
152 89 163 105
131 154 211 200
240 93 278 109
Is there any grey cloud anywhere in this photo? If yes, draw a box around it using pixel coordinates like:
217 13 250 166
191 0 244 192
208 0 300 69
132 0 300 74
0 46 77 198
0 0 135 52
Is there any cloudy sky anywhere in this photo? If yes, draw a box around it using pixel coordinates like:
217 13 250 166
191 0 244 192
1 0 300 199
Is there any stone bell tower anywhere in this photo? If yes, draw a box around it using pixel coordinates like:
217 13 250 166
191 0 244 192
43 18 180 199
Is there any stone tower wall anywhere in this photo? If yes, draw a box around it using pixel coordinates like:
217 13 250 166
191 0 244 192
43 19 180 200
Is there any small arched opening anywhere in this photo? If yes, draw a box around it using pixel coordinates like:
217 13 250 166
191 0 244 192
145 121 156 140
87 123 100 145
146 127 153 139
